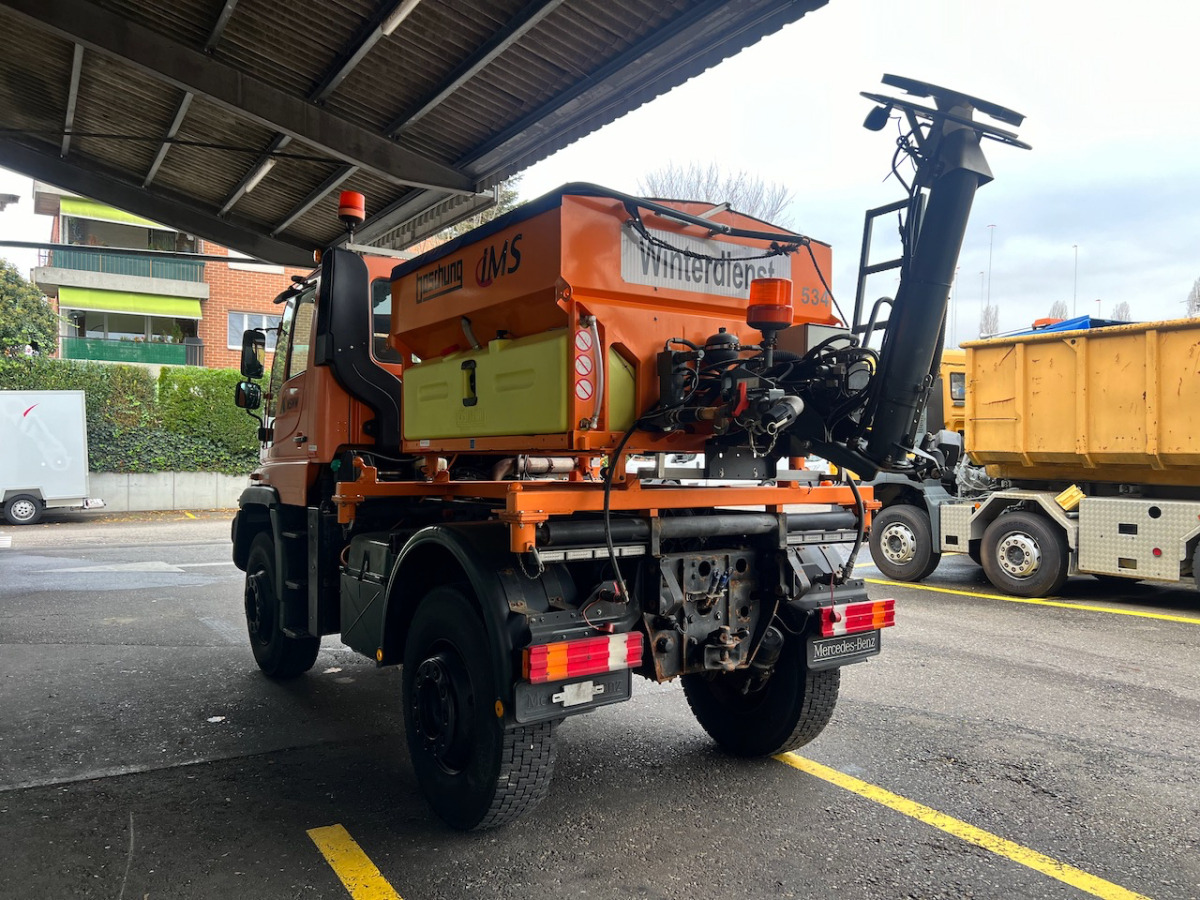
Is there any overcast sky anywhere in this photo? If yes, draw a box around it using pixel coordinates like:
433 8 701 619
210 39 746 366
3 0 1197 346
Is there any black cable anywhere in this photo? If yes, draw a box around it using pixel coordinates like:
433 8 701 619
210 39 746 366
840 472 866 583
0 129 338 163
602 421 641 605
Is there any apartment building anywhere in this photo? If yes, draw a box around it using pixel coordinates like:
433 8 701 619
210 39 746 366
32 183 311 369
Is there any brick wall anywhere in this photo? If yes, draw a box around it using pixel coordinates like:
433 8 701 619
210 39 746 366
197 241 312 370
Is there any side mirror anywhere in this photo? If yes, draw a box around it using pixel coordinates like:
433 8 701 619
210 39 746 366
240 329 266 379
234 380 262 410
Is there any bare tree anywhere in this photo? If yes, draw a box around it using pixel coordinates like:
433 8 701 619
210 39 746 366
1111 301 1132 321
1187 278 1200 317
638 162 794 227
980 303 999 337
1048 300 1069 319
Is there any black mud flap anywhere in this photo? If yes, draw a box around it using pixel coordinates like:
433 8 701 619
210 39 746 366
513 669 632 724
806 630 882 670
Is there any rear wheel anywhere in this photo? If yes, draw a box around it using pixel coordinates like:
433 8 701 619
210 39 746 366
870 504 940 581
682 632 839 757
4 494 43 526
244 533 319 678
981 511 1069 598
403 586 556 830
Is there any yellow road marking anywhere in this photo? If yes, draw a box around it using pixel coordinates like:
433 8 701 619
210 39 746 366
184 511 197 519
308 824 404 900
865 578 1200 625
776 753 1152 900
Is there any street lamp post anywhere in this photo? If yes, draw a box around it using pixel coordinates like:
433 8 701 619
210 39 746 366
979 270 985 337
987 224 995 308
1072 244 1078 317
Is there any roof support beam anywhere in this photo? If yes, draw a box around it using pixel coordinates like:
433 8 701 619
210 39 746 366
143 92 193 187
312 0 420 103
60 44 84 158
0 138 316 267
146 0 235 188
203 0 239 53
271 166 359 237
4 0 476 194
386 0 565 136
228 0 417 220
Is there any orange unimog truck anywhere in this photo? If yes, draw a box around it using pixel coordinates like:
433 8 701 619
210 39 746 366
230 76 1027 829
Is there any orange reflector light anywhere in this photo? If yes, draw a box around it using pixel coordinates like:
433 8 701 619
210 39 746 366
523 632 643 685
820 598 895 637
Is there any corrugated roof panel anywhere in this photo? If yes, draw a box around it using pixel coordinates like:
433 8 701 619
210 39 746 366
96 0 215 49
70 55 180 175
0 0 827 264
153 97 282 206
215 0 376 98
0 7 73 137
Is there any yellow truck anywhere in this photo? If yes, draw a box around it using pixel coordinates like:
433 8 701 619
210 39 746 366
870 319 1200 597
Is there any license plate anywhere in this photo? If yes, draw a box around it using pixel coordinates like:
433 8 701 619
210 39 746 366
513 669 632 724
807 630 881 670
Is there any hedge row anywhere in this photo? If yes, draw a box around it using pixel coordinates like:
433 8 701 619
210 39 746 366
0 357 259 475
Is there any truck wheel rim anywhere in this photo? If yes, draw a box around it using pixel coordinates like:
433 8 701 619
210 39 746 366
997 532 1041 577
10 499 36 521
244 571 271 645
879 522 917 565
412 650 471 774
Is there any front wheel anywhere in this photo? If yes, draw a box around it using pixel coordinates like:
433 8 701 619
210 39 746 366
869 504 940 581
682 632 840 757
981 511 1069 598
4 494 43 526
244 533 319 678
403 586 556 830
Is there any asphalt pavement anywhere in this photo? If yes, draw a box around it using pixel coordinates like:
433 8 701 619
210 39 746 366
1 511 1197 899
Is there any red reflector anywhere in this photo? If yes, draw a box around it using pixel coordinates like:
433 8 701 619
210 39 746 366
523 632 643 685
820 599 895 637
1152 548 1162 557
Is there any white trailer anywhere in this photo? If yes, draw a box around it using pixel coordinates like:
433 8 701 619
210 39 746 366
1 390 104 525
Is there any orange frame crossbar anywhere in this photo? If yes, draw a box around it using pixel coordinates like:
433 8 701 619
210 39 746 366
333 457 874 552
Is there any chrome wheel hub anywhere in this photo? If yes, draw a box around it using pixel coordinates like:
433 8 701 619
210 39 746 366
879 522 917 565
997 532 1041 578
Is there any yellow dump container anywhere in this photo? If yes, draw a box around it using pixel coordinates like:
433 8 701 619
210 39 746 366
964 319 1200 487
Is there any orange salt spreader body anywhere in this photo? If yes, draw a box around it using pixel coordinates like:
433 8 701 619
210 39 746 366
389 186 836 458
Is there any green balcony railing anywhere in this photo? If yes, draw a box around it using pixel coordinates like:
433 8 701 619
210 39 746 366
62 337 189 365
47 247 205 283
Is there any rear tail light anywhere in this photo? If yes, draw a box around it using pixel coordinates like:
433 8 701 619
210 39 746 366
820 598 895 637
523 632 643 684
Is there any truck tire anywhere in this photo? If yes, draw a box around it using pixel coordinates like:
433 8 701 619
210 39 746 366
243 533 320 678
4 494 43 526
682 633 840 757
981 511 1069 598
869 504 940 581
403 586 557 830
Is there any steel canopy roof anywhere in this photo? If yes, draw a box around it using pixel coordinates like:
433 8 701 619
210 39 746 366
0 0 827 266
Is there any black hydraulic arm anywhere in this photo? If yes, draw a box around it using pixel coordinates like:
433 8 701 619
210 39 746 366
850 76 1028 472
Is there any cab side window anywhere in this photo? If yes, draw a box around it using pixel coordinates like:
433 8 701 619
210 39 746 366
371 277 403 363
949 371 966 404
266 298 297 419
287 287 318 379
